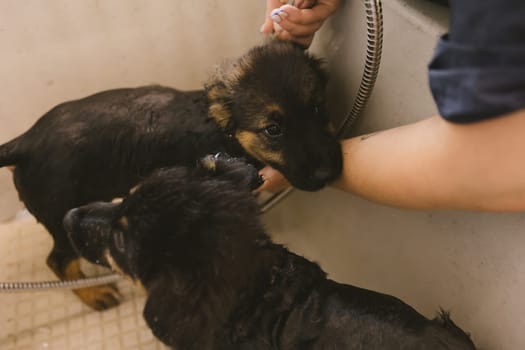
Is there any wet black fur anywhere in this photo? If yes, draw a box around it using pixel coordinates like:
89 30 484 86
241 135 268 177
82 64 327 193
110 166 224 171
64 156 476 350
0 41 341 306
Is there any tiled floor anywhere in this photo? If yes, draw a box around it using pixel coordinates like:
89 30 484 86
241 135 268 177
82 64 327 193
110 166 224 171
0 212 168 350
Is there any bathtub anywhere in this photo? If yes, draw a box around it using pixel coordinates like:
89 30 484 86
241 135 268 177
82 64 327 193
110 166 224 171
1 1 523 349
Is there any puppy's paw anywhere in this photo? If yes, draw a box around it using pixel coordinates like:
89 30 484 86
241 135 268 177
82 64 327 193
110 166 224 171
199 154 263 190
200 153 223 171
73 284 122 311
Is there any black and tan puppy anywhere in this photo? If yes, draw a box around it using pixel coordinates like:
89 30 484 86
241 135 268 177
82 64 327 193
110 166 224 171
64 155 476 350
0 41 341 309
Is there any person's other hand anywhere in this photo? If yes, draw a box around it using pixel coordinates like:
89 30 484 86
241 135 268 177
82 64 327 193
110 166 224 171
260 0 340 47
255 166 290 193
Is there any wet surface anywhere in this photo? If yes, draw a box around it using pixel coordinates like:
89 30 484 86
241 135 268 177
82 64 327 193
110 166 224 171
0 213 168 350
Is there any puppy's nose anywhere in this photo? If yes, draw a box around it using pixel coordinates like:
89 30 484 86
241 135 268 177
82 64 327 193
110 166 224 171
63 208 80 234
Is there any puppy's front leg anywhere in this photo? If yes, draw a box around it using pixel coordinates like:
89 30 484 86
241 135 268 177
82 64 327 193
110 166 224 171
47 248 121 310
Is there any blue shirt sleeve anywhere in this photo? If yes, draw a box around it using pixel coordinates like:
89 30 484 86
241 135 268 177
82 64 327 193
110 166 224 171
428 0 525 123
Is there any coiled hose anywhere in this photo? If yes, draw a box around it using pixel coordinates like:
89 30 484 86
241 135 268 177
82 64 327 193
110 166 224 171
261 0 384 213
0 0 382 291
0 274 121 293
336 0 383 137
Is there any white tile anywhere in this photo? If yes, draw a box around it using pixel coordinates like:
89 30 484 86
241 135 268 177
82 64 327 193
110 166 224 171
0 194 171 350
122 332 139 347
67 301 83 315
68 332 85 347
104 337 121 350
101 308 118 322
49 337 67 349
85 312 102 327
103 322 119 338
15 335 32 347
85 326 102 343
16 315 32 330
120 316 136 332
16 301 32 315
68 317 84 332
51 322 67 337
34 312 50 326
50 307 66 321
87 342 104 350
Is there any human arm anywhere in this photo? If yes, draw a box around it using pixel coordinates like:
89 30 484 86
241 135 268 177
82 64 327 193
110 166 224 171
336 109 525 212
260 0 340 47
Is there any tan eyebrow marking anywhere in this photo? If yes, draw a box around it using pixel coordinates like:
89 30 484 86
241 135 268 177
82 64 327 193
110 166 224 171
235 130 284 166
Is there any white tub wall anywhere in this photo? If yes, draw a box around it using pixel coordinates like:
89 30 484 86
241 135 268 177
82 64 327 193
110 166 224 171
266 1 525 350
0 1 523 349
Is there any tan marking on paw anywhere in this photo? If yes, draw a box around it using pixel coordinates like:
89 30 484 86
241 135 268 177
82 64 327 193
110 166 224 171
64 258 121 311
200 156 217 171
73 284 121 311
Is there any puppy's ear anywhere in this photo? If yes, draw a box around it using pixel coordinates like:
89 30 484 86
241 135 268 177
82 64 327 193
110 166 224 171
205 81 232 129
205 52 253 132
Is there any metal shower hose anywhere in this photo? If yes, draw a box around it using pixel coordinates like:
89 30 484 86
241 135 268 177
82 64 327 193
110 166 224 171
261 0 384 213
0 0 383 292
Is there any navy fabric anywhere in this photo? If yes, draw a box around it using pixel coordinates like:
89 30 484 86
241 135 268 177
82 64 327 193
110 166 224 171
428 0 525 123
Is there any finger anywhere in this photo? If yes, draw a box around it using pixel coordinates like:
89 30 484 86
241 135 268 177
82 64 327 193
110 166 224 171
270 7 323 37
261 18 275 34
294 0 317 9
278 17 323 37
273 21 284 33
261 0 284 34
255 166 290 193
280 1 339 25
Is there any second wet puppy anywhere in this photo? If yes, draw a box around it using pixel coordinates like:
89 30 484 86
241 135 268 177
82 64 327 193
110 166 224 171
65 155 476 350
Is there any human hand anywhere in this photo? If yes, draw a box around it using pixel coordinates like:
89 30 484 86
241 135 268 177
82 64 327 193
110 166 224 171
254 166 290 193
260 0 340 47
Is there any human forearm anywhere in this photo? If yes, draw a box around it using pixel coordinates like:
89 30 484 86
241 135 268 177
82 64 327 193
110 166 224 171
334 109 525 211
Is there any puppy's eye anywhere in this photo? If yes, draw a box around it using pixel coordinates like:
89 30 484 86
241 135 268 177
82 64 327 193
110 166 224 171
113 230 126 253
264 124 282 138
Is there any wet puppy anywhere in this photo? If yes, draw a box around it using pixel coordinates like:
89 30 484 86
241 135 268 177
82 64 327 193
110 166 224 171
0 41 341 309
64 155 476 350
